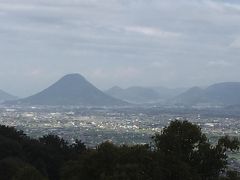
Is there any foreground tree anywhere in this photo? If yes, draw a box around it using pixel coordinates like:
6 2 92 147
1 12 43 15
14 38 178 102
0 121 239 180
153 120 240 180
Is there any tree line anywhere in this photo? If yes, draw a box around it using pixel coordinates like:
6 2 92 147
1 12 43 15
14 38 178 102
0 120 239 180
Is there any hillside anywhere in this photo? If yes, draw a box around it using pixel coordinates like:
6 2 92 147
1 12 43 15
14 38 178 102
0 89 17 102
105 86 161 104
172 82 240 106
14 74 127 106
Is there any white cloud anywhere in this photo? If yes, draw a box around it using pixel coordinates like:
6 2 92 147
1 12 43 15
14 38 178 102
124 26 181 38
114 67 142 79
207 60 232 67
230 37 240 48
1 0 240 96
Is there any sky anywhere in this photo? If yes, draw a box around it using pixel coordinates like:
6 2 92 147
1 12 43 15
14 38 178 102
0 0 240 97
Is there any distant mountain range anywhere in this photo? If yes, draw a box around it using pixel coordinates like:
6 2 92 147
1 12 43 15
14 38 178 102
106 82 240 107
12 74 127 106
172 82 240 106
0 90 17 102
4 74 240 107
151 87 187 99
105 86 186 104
105 86 161 104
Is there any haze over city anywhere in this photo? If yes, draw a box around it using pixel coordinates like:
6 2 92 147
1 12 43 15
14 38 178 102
2 1 240 179
1 0 240 97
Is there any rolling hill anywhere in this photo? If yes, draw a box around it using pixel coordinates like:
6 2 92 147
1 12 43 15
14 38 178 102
172 82 240 106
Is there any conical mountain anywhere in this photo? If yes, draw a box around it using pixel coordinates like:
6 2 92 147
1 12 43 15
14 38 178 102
16 74 128 106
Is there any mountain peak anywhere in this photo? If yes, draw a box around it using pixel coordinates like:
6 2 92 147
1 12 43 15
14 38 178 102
59 73 86 83
12 74 127 106
61 73 85 80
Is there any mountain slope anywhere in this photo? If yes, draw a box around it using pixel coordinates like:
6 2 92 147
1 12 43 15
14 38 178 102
105 86 161 104
0 89 17 102
172 87 205 105
15 74 127 106
172 82 240 106
204 82 240 105
150 86 187 99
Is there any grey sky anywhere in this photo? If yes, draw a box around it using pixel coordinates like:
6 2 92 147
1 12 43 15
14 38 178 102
0 0 240 97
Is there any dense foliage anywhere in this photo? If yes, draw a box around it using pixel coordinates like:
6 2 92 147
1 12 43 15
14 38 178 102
0 120 239 180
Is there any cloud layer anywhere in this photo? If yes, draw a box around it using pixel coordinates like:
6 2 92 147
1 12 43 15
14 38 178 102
0 0 240 96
